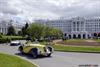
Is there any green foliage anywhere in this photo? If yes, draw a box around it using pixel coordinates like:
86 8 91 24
64 39 86 42
27 23 44 40
0 34 2 38
25 22 29 29
0 53 37 67
21 23 29 36
94 39 100 42
18 31 22 36
22 27 26 35
0 38 11 43
48 28 63 39
0 36 25 43
7 25 16 35
3 36 25 40
27 23 63 41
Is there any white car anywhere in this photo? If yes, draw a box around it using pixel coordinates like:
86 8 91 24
10 41 21 46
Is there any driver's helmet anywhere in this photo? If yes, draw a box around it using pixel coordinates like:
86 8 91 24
35 39 38 43
26 36 32 41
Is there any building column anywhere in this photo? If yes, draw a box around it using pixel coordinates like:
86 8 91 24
68 34 69 39
79 21 81 31
81 34 83 39
80 22 81 31
4 28 6 34
71 34 73 39
84 22 85 31
76 34 78 38
71 22 73 32
90 34 92 39
86 34 88 39
76 22 77 32
1 28 3 33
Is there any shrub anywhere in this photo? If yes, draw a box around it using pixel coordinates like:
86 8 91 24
0 34 2 38
11 37 26 40
0 36 26 43
0 38 10 43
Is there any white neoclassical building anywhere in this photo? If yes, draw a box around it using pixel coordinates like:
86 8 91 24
0 20 12 34
0 19 22 34
35 17 100 39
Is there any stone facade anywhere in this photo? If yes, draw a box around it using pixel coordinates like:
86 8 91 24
0 19 22 34
0 20 12 34
35 17 100 39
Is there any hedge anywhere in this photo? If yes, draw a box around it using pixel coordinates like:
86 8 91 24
0 36 26 43
11 37 26 40
0 38 10 43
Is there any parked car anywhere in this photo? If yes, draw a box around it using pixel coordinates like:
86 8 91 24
18 41 54 58
10 41 21 46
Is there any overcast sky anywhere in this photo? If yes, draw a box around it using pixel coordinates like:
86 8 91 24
0 0 100 22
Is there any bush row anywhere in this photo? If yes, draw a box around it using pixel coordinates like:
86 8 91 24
11 37 26 41
0 37 26 43
0 38 10 43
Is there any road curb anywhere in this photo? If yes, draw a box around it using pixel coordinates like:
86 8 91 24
17 56 40 67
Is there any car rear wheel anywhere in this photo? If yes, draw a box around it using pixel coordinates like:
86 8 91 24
46 46 53 57
18 46 24 54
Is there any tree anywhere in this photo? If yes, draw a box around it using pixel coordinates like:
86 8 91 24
27 23 44 40
21 23 29 36
27 23 63 41
0 33 2 38
18 31 22 35
25 22 29 29
21 27 25 36
47 28 63 39
7 25 16 35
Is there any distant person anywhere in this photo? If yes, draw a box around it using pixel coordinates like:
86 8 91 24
35 39 39 43
6 37 11 45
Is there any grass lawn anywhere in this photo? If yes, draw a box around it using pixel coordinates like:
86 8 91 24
0 53 37 67
64 39 86 42
2 36 23 38
53 44 100 53
93 39 100 42
40 41 100 53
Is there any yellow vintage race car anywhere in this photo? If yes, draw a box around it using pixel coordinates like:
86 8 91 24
18 41 54 58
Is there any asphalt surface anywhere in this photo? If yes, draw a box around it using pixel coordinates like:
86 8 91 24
0 43 100 67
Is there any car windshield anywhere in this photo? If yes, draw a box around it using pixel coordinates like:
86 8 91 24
33 42 39 44
25 41 39 44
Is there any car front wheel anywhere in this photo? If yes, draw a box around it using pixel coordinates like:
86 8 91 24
47 53 51 57
31 48 38 59
47 46 53 53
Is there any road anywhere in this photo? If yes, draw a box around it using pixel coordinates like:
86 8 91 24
0 43 100 67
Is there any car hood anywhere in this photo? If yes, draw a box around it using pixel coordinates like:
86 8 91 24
25 44 46 47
